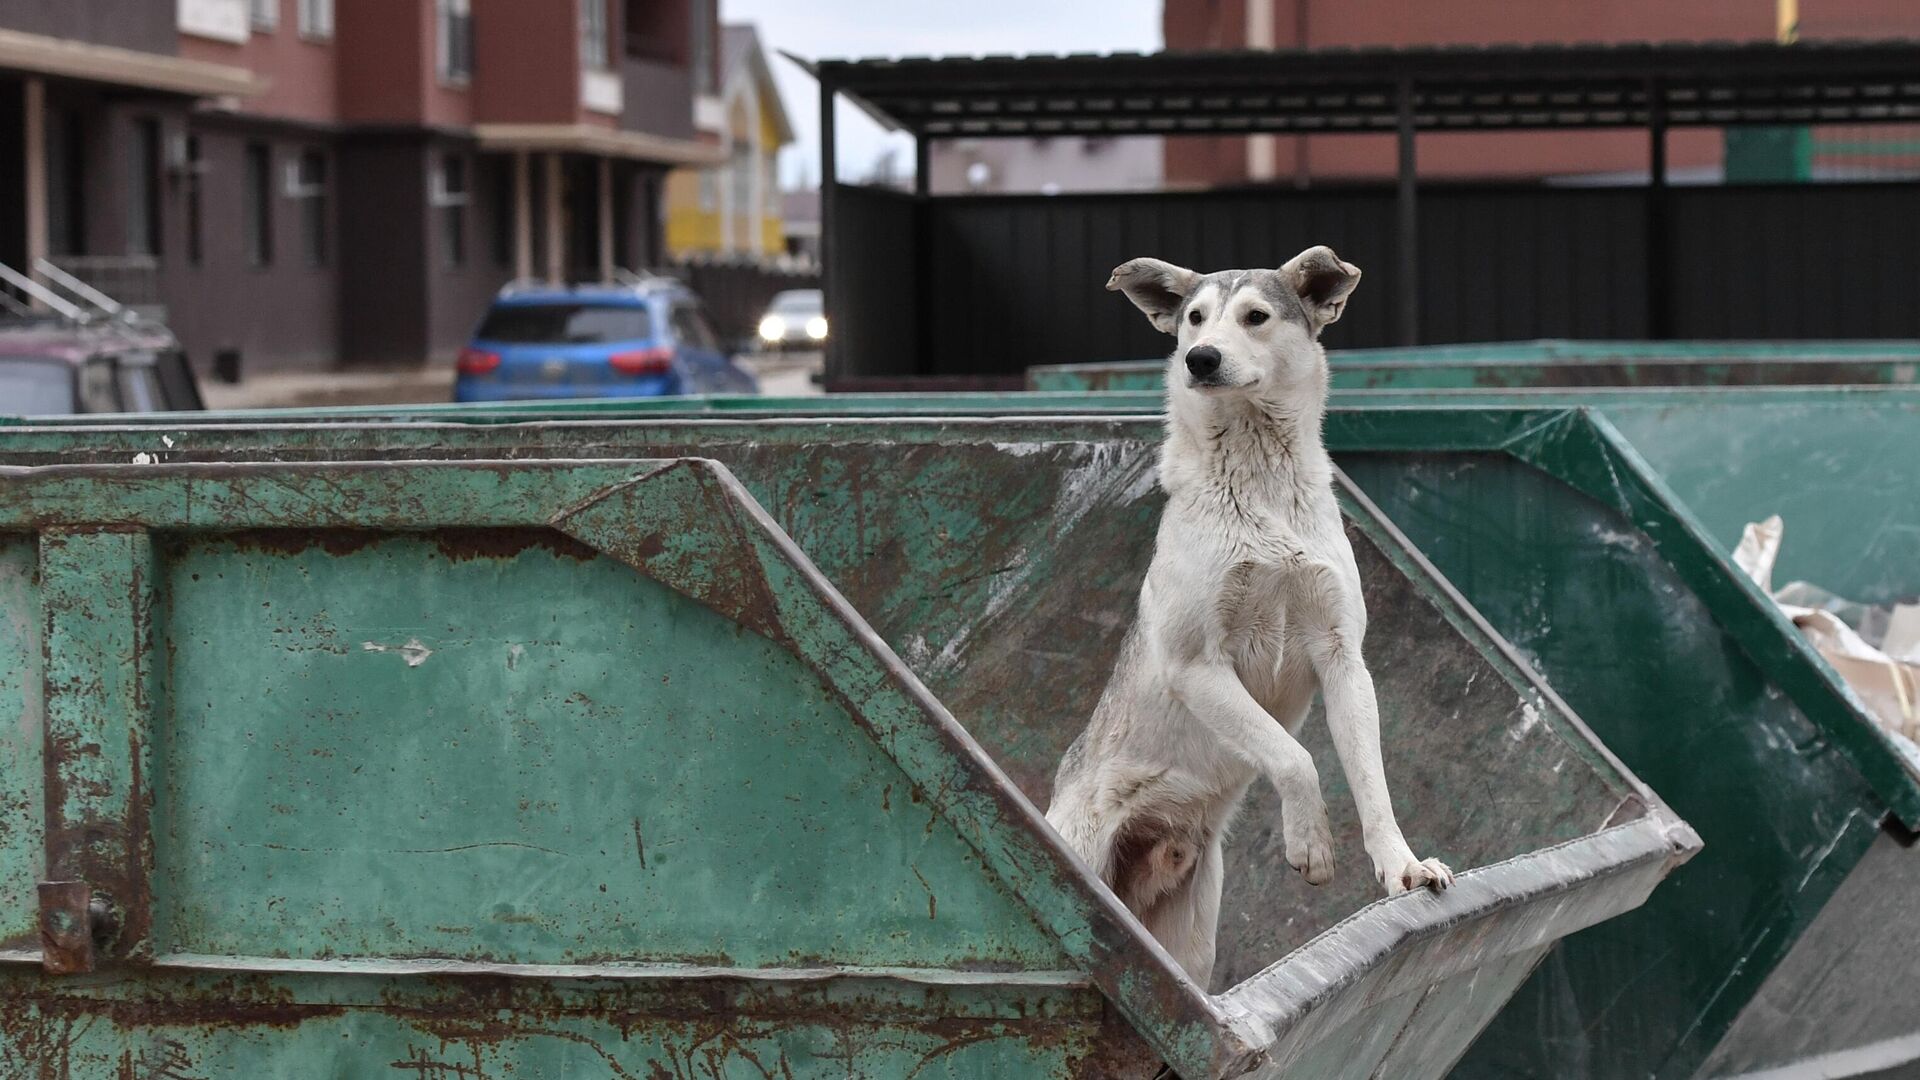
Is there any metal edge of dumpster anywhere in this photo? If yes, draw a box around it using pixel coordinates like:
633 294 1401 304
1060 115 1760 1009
1025 340 1920 392
0 441 1698 1079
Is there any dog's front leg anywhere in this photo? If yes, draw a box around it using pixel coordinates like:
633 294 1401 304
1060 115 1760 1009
1166 661 1334 885
1307 623 1454 896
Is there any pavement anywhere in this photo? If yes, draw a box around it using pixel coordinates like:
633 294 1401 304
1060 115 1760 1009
199 352 823 411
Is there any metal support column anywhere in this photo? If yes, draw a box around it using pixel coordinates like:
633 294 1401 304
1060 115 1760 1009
1646 78 1671 339
1394 76 1419 346
512 151 532 280
913 131 932 375
819 81 838 382
544 153 565 284
23 77 46 309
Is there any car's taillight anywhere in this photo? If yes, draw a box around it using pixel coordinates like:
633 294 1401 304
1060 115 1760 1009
456 347 501 375
609 346 673 375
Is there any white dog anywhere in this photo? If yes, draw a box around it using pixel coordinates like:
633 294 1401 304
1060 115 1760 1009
1045 247 1452 987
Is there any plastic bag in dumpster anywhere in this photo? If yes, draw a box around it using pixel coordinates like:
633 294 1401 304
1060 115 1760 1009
1736 515 1920 744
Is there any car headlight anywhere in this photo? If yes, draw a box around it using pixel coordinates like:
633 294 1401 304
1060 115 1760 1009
758 315 786 342
805 316 829 340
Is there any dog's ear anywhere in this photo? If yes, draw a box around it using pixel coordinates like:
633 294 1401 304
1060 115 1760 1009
1280 246 1361 332
1106 258 1200 335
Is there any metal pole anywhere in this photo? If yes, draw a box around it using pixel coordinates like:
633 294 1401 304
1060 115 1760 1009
1395 76 1419 346
913 130 932 375
1646 78 1670 339
23 77 47 310
819 79 838 383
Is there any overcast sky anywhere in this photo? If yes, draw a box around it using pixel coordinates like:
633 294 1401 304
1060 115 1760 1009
719 0 1161 188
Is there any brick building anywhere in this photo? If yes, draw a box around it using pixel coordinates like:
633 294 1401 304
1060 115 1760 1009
1162 0 1920 188
0 0 719 373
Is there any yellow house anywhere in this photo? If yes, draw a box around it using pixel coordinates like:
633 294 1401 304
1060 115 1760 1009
665 24 794 258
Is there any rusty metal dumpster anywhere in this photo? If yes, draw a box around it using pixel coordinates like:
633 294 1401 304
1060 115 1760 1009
5 402 1913 1076
0 449 1690 1077
1027 340 1920 393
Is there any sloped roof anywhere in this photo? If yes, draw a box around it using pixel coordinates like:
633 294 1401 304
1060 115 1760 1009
721 23 796 146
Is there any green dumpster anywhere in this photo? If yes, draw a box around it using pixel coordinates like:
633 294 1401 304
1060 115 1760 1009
1027 340 1920 392
0 447 1689 1077
3 403 1912 1077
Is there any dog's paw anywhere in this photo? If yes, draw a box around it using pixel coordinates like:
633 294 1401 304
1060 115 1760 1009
1283 808 1335 886
1383 856 1454 896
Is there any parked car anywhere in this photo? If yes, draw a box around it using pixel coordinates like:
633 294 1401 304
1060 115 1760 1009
454 277 758 402
754 288 827 353
0 318 203 416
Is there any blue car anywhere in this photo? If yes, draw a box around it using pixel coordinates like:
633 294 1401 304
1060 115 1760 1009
454 277 758 402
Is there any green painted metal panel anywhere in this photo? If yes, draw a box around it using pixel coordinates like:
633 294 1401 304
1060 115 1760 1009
0 539 40 955
150 532 1065 970
0 454 1683 1078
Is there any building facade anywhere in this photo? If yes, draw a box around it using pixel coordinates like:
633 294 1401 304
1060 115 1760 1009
1162 0 1920 188
0 0 718 373
663 23 792 260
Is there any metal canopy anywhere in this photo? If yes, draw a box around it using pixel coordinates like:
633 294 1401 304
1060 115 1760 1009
815 39 1920 137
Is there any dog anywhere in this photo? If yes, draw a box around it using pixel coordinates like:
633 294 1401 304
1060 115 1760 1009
1044 247 1452 987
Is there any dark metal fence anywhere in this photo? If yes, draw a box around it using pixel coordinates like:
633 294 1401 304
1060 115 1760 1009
828 180 1920 380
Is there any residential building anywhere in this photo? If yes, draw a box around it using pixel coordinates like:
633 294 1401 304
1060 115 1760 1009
664 23 792 259
1161 0 1920 187
928 136 1162 195
0 0 719 374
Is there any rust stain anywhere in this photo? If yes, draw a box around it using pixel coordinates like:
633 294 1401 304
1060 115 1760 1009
432 529 598 564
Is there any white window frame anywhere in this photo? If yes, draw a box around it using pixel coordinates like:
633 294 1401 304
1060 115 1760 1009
250 0 278 31
297 0 333 39
580 0 609 71
436 0 474 85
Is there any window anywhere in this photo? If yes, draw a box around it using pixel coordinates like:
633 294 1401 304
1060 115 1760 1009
436 0 473 84
250 0 278 31
623 0 677 62
297 0 332 38
0 361 76 414
580 0 609 70
244 143 273 267
290 148 328 266
475 304 653 344
690 0 714 94
116 359 163 413
185 135 203 266
435 154 470 267
670 304 719 351
128 119 162 256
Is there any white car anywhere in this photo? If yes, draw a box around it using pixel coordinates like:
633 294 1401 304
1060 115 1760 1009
755 289 826 352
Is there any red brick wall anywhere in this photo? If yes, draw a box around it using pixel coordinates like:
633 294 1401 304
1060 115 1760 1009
179 0 340 125
471 0 580 125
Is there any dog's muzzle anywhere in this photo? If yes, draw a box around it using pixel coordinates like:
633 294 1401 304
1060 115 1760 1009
1185 345 1223 384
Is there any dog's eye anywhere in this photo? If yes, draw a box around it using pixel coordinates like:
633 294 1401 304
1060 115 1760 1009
1244 309 1269 327
1187 309 1204 326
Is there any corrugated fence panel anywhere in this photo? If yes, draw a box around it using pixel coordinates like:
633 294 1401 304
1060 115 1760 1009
832 180 1920 378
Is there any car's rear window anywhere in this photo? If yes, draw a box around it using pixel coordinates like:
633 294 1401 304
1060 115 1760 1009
0 359 75 415
476 303 653 344
770 291 822 314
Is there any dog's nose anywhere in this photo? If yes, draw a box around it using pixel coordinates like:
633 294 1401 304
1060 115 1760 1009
1185 345 1222 379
